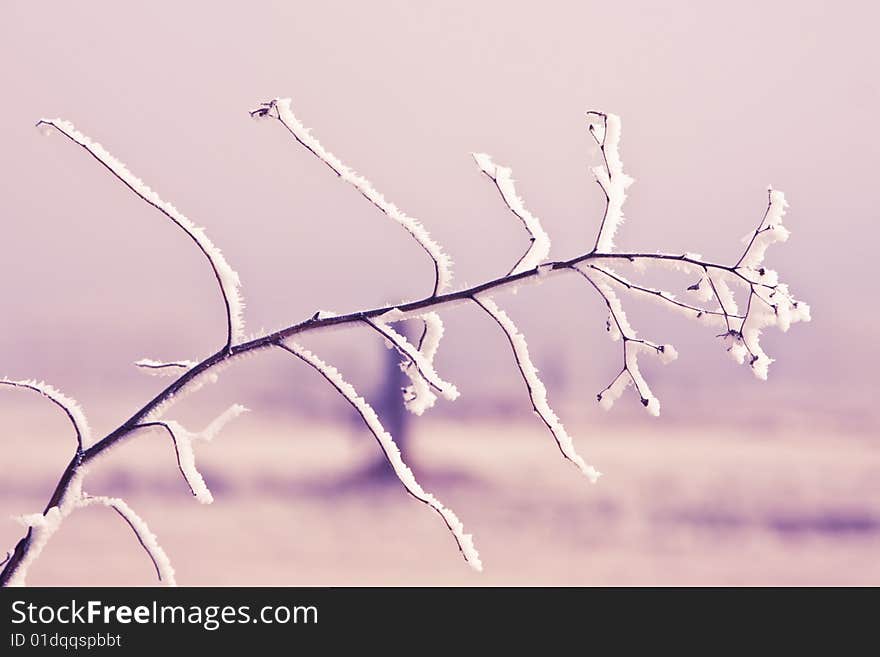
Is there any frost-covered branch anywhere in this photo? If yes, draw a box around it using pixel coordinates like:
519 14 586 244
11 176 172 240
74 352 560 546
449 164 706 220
36 119 245 348
277 342 481 570
586 111 634 253
572 266 677 415
400 312 446 414
587 265 738 321
0 383 242 584
137 422 211 503
135 404 248 504
6 487 175 587
0 378 90 451
737 189 790 269
250 98 453 297
471 296 602 482
363 317 459 403
472 153 551 275
2 100 809 586
79 495 176 585
134 358 198 376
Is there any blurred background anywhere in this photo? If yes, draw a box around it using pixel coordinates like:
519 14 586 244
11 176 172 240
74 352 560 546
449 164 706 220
1 0 877 585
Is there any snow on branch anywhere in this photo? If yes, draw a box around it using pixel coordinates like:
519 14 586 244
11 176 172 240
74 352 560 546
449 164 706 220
417 312 445 363
376 311 449 415
359 310 449 416
364 317 460 403
277 341 482 571
0 378 90 451
142 422 211 503
572 266 677 415
134 358 198 377
737 188 791 269
135 404 248 504
7 478 176 586
472 153 551 275
8 507 65 587
587 264 737 322
587 112 634 253
471 295 602 483
399 311 447 414
199 404 249 442
6 471 84 586
36 119 245 347
2 100 810 586
4 402 242 585
251 98 453 296
78 495 176 585
584 252 808 382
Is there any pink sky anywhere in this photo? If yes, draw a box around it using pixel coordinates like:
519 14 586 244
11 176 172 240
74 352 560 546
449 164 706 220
1 0 876 428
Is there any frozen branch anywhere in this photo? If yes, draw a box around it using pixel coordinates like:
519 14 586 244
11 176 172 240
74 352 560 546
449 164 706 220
417 312 445 362
363 317 459 403
135 404 248 504
78 495 176 585
587 264 738 321
8 508 65 587
587 112 634 253
0 378 90 451
2 99 809 586
572 266 677 415
134 358 198 377
138 421 212 503
373 311 449 415
5 470 84 587
401 311 446 414
737 188 791 269
36 119 245 348
199 404 249 442
251 98 453 296
472 152 551 275
277 342 481 571
471 295 602 482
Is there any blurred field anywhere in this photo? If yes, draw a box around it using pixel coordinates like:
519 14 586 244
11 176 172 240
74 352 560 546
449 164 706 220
2 408 878 587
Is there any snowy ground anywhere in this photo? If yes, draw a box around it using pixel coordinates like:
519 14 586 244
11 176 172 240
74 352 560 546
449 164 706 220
1 411 878 586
